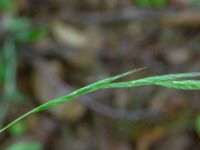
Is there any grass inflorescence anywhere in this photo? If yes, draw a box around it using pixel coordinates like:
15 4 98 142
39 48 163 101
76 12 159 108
1 67 200 132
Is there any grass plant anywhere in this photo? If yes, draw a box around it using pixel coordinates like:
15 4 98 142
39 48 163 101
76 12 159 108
1 67 200 132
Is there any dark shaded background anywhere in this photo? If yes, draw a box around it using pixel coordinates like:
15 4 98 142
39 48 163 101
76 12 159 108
1 0 200 149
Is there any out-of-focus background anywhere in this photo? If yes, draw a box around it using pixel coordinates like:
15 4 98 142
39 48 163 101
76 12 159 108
1 0 200 150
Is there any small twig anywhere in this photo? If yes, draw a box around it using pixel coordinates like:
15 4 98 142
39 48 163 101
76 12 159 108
59 8 200 27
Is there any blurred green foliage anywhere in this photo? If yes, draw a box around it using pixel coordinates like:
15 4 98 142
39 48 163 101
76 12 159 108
16 25 47 42
191 0 200 6
0 0 14 12
6 141 42 150
0 0 47 42
6 18 47 42
0 0 47 140
8 122 27 137
0 56 5 82
136 0 167 7
136 0 151 7
195 115 200 136
6 18 29 32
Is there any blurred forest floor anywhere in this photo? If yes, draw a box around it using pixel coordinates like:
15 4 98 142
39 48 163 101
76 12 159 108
1 0 200 150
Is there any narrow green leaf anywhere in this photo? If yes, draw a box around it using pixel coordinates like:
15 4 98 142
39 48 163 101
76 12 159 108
142 72 200 81
6 141 42 150
155 80 200 90
1 69 200 133
0 67 145 132
104 72 200 88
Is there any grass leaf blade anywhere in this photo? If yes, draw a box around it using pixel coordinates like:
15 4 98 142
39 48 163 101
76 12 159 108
155 80 200 90
0 67 145 132
104 72 200 88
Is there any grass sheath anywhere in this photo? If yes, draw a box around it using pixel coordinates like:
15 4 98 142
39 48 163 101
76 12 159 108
1 67 200 133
